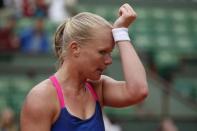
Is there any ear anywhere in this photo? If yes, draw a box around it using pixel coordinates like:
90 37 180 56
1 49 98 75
68 41 80 57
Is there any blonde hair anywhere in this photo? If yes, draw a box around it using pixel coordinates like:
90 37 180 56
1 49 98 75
53 12 112 67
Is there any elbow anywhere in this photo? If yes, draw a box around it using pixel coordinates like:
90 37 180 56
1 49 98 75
142 82 149 98
140 85 148 101
139 81 149 101
128 80 149 103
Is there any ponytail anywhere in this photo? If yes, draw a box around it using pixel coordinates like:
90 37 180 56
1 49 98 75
53 22 66 67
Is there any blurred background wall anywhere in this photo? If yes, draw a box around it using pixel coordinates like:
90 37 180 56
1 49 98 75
0 0 196 130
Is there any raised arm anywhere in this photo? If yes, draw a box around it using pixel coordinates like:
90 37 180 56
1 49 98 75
102 3 148 107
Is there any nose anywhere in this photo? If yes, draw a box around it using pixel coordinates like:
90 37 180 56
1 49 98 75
104 54 112 65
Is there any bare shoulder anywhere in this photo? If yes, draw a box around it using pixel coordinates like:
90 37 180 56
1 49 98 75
100 75 115 82
21 79 58 124
87 75 113 86
101 75 125 86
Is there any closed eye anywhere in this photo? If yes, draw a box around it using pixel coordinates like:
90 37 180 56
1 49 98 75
99 50 107 55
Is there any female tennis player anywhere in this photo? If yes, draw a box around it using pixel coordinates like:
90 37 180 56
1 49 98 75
20 3 148 131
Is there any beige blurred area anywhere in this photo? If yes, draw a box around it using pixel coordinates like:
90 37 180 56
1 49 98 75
0 107 17 131
0 0 196 131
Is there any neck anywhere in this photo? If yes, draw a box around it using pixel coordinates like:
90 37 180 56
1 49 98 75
54 62 87 94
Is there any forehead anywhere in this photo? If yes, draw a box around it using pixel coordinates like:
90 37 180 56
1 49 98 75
89 28 115 49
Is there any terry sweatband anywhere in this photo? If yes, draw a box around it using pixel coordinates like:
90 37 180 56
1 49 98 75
112 28 130 42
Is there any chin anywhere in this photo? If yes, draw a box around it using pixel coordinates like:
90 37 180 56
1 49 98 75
88 74 101 81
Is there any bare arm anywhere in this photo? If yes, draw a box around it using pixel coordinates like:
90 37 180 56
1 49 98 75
102 3 148 107
20 85 55 131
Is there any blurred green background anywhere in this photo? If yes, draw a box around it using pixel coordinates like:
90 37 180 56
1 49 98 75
0 0 196 131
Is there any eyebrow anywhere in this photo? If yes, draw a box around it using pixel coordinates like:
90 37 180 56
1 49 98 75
99 46 114 52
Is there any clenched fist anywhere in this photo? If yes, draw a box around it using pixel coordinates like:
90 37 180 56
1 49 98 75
114 3 137 28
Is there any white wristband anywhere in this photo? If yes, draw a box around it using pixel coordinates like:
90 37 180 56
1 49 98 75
112 28 130 42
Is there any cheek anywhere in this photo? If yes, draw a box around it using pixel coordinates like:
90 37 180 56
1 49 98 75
88 52 102 61
81 50 103 66
94 55 105 64
86 57 103 70
82 56 98 67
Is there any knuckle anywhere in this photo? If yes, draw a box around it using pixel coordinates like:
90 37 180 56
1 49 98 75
127 13 137 19
134 12 137 16
125 3 129 6
133 13 137 18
